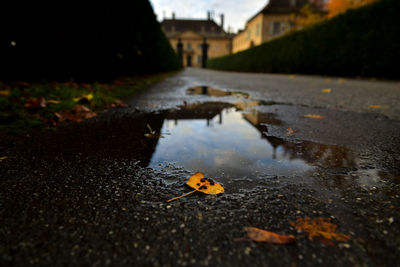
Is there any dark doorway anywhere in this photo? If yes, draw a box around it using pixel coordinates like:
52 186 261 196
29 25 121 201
186 55 192 67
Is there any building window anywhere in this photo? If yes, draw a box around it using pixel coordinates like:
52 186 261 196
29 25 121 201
290 0 296 6
198 56 202 64
270 22 281 35
247 30 251 40
256 24 260 36
187 43 192 49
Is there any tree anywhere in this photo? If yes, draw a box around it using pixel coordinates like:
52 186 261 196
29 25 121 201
297 3 327 28
328 0 378 17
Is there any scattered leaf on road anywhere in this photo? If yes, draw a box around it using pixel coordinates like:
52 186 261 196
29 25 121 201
368 105 382 109
109 100 128 108
322 88 331 93
244 227 296 244
286 128 297 136
73 93 94 103
304 114 325 119
47 99 61 104
144 124 162 138
55 105 97 122
0 90 10 96
290 217 350 242
167 172 224 202
25 97 46 108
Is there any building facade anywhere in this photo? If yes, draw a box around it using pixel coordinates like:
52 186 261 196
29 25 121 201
233 0 326 53
161 13 233 67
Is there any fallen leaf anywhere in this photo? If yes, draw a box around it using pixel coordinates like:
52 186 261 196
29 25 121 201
55 105 96 122
144 124 162 138
244 227 296 244
47 99 61 104
321 88 331 93
109 100 128 108
73 93 94 103
25 97 46 108
186 172 225 195
15 81 31 87
368 105 381 109
290 217 350 242
0 156 8 162
286 128 296 136
304 114 325 119
0 90 10 96
34 114 57 126
167 172 224 202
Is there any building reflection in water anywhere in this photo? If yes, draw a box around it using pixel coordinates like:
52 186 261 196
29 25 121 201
148 102 357 183
186 86 249 98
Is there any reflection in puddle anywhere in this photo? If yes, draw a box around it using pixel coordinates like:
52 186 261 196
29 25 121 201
187 86 249 98
148 102 356 186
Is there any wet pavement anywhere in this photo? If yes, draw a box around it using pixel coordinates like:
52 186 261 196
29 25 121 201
1 68 400 266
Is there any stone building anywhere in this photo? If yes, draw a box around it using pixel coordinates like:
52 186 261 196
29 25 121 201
161 13 233 67
233 0 326 53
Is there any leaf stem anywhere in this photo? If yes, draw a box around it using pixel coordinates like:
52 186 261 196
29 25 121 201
166 190 197 203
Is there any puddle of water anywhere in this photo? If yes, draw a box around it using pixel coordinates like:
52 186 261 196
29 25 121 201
147 102 357 188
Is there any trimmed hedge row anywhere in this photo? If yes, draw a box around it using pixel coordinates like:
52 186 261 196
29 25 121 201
0 1 181 82
208 0 400 79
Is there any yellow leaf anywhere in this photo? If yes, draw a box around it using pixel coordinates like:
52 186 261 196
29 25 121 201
304 114 325 119
321 88 331 93
144 124 162 138
186 172 224 195
0 90 10 96
167 172 224 202
0 156 8 162
84 93 94 101
290 217 350 242
244 227 296 244
73 93 93 102
368 105 381 109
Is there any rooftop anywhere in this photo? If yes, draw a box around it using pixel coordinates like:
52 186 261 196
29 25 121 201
161 18 233 39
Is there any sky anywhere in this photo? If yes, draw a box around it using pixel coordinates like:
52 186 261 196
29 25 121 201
149 0 269 33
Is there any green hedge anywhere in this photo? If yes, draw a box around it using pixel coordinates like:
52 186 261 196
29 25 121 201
208 0 400 79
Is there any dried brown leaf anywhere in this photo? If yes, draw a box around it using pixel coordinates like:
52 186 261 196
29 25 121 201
0 90 10 96
290 217 350 242
286 128 297 136
25 97 46 108
55 105 96 122
244 227 296 244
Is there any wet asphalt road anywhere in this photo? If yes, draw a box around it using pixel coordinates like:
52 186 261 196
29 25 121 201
1 68 400 266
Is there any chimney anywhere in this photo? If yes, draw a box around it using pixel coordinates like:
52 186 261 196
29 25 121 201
172 12 175 20
207 11 211 20
220 14 224 29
